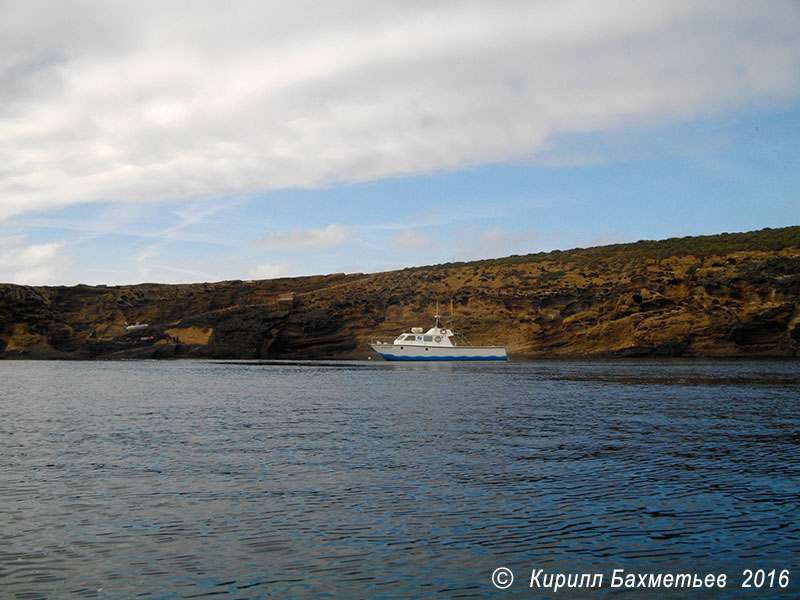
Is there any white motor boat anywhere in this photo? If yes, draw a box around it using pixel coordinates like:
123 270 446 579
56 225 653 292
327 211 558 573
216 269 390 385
370 306 507 361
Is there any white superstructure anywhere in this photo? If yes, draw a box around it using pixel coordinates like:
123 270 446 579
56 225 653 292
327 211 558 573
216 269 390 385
370 307 507 361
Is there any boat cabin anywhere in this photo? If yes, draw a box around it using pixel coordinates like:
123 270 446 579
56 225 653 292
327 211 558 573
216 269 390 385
393 325 456 347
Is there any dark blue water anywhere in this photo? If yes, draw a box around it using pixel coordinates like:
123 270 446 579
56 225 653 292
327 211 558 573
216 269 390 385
0 359 798 599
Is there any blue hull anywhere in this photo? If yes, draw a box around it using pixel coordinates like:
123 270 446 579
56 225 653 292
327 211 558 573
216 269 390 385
377 353 507 361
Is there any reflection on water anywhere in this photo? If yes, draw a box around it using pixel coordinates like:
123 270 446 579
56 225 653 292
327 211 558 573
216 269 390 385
0 359 798 599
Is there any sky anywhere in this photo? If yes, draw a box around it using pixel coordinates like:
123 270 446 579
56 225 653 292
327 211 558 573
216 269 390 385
1 0 799 286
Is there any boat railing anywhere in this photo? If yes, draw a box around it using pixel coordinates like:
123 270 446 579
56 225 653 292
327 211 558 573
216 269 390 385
453 332 472 346
370 337 397 345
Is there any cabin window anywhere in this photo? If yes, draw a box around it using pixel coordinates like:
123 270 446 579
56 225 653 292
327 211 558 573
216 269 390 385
404 334 417 341
423 335 433 342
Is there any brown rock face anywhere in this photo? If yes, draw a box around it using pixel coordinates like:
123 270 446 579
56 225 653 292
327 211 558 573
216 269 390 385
1 227 799 359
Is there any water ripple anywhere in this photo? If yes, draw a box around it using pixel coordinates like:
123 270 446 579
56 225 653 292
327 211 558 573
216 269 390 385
0 359 798 598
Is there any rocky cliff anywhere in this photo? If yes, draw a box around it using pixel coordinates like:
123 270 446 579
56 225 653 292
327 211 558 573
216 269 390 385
2 227 799 359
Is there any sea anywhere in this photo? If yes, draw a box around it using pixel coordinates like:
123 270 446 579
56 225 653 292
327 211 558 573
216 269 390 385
0 359 798 599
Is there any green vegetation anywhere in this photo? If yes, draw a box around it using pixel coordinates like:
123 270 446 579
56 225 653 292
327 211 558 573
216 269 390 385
410 226 800 272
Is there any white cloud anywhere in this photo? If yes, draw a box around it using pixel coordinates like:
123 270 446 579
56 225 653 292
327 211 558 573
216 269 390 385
0 236 69 285
454 226 541 261
588 231 630 247
1 1 799 219
255 224 352 249
246 261 291 280
392 230 432 251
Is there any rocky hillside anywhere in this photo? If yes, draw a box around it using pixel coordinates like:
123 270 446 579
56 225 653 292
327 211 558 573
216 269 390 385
2 226 799 359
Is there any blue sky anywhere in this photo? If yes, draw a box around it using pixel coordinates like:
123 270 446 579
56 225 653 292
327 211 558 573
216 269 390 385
1 1 799 285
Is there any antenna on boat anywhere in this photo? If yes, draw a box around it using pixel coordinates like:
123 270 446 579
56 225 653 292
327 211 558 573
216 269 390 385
450 299 454 330
435 300 440 329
